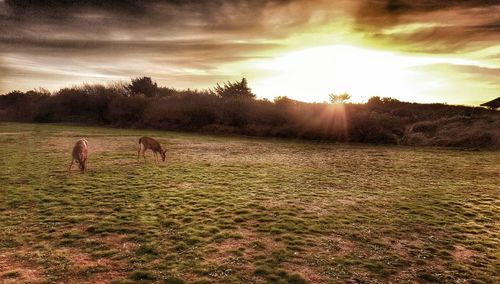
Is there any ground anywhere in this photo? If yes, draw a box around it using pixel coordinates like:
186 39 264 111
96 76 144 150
0 123 498 284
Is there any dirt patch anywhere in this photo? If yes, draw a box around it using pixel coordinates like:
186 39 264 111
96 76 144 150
452 245 476 262
203 229 283 271
302 200 336 216
53 248 127 283
204 237 248 266
55 248 96 267
0 253 43 283
324 235 355 256
380 236 423 258
92 233 137 254
283 263 326 283
80 271 127 284
389 267 418 283
261 198 289 210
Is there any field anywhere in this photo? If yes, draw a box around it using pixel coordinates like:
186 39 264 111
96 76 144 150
0 123 498 284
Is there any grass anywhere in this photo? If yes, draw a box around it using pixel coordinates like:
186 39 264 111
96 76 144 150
0 122 498 283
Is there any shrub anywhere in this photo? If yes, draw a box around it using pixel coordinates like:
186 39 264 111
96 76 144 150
1 79 498 149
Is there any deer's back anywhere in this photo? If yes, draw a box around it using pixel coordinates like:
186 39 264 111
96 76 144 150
73 139 88 159
139 136 162 151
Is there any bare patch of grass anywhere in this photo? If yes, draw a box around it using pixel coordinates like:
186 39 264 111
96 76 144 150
0 253 43 283
452 245 476 262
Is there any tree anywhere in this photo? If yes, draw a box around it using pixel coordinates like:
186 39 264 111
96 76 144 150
367 96 402 106
328 92 351 104
367 96 382 106
213 78 255 99
126 77 158 97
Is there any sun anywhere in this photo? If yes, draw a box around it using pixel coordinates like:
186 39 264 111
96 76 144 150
250 45 444 103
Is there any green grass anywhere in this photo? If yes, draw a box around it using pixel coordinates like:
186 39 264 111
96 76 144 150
0 122 499 283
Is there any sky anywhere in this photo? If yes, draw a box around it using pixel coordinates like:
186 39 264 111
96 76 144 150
1 0 499 105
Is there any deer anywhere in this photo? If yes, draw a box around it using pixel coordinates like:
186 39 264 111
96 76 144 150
68 138 88 172
138 136 167 162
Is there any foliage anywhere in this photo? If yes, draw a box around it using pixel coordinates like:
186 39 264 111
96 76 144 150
212 77 255 99
126 76 159 97
328 92 351 104
0 78 498 149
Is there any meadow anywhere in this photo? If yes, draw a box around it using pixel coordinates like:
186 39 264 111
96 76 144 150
0 123 498 283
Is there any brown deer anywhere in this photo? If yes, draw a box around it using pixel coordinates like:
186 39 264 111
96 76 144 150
68 138 88 172
138 136 167 162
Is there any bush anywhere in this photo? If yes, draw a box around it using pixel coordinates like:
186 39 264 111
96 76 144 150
1 79 498 149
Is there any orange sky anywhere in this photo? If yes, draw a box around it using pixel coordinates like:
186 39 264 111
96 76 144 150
1 0 499 105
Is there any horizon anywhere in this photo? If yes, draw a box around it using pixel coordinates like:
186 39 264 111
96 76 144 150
1 0 499 106
5 75 496 108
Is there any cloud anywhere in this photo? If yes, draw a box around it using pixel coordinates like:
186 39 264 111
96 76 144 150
365 21 500 54
353 0 500 53
2 0 498 50
0 0 499 101
1 0 301 93
407 62 500 105
0 37 280 62
1 0 305 41
355 0 499 24
413 63 500 87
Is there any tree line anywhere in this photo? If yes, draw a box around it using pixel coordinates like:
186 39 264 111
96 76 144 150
1 77 498 149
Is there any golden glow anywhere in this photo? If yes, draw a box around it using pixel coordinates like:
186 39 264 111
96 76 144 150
249 45 486 103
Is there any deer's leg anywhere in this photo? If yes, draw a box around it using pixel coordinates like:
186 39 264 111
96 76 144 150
68 159 74 172
138 144 145 160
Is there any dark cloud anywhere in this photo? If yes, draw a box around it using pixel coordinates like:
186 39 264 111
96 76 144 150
1 0 301 40
0 37 281 71
2 0 498 45
3 0 144 21
385 0 497 13
0 37 279 55
365 20 500 53
356 0 499 22
1 0 300 93
353 0 500 53
3 0 496 54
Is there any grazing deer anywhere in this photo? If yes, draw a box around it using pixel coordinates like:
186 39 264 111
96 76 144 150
138 136 167 162
68 139 88 172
